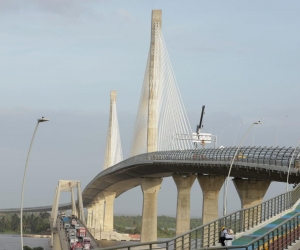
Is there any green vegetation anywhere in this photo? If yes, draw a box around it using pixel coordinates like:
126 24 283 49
114 215 202 238
0 212 50 235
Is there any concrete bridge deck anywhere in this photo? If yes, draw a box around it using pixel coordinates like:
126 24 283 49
82 147 300 206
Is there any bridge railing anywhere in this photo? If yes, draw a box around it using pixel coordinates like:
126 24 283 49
198 210 300 250
149 147 300 168
119 147 300 169
99 183 300 250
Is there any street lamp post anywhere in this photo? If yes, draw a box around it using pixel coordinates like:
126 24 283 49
275 116 288 147
20 117 49 250
219 124 228 147
286 139 300 192
252 118 263 146
223 121 261 216
234 122 244 146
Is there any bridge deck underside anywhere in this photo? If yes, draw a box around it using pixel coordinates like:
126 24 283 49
82 160 300 206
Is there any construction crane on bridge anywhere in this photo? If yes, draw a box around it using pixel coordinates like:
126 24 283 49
194 105 213 148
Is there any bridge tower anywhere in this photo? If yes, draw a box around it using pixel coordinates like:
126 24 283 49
103 90 123 170
147 9 161 153
50 180 85 249
139 10 163 244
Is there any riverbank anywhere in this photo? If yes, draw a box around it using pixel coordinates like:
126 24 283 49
0 232 50 238
24 234 51 238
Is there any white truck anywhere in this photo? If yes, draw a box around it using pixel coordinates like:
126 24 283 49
69 236 78 245
68 229 76 238
71 219 77 226
82 237 91 250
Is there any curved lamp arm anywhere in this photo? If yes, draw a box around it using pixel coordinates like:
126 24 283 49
223 121 261 216
286 140 300 192
20 117 49 250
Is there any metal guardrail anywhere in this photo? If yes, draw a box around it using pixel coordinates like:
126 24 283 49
199 210 300 250
98 183 300 250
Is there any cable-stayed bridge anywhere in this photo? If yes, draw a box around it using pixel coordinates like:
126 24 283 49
54 10 300 249
3 9 300 250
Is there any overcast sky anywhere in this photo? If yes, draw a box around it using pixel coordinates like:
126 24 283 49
0 1 300 217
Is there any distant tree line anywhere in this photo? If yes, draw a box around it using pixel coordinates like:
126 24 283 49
114 215 202 238
0 212 50 234
23 246 44 250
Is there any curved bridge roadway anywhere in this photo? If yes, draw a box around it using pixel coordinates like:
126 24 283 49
1 147 299 214
0 203 72 213
83 146 300 205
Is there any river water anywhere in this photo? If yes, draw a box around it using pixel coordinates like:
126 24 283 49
0 234 171 250
0 234 51 250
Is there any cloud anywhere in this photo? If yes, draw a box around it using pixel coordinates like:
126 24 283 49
116 9 135 22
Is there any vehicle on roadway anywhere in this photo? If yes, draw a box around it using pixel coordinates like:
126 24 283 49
77 227 86 238
69 236 78 245
68 229 76 238
64 223 71 231
71 219 77 226
82 237 92 250
70 242 83 250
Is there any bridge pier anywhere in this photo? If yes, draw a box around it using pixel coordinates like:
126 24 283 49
103 191 116 232
198 175 225 224
233 178 271 209
52 232 62 250
71 188 77 217
77 182 86 225
173 174 196 235
96 197 105 234
140 177 162 243
86 206 91 229
233 178 271 229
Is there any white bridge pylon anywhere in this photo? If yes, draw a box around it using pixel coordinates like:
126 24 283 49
103 90 123 170
51 180 85 228
130 10 193 157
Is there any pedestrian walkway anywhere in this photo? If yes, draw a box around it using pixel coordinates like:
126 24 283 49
231 204 300 247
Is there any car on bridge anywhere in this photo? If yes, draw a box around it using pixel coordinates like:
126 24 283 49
235 152 246 160
192 152 206 160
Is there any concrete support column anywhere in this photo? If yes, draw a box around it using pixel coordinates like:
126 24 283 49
103 191 116 232
233 178 271 209
140 177 162 243
77 182 86 225
52 232 62 250
197 175 225 224
51 183 62 228
51 186 58 219
95 197 105 240
89 206 94 230
233 178 271 230
71 188 77 217
172 174 196 235
86 207 91 229
89 201 97 238
198 175 225 247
